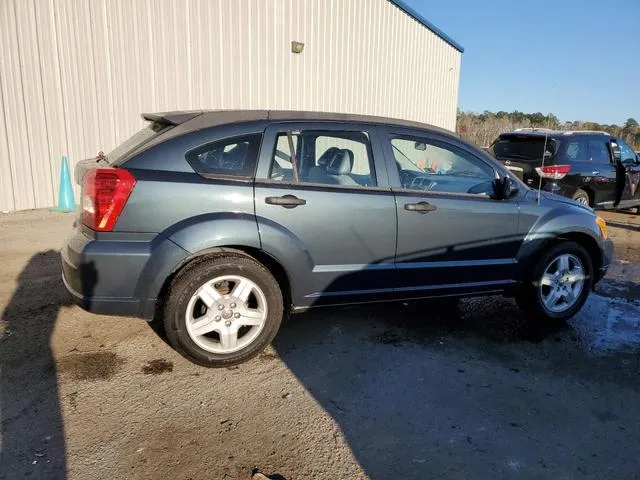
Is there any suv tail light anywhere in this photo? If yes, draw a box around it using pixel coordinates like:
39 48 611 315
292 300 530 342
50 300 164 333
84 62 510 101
82 168 136 231
535 164 571 180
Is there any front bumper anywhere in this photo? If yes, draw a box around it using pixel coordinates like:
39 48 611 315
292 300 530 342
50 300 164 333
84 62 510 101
597 238 614 283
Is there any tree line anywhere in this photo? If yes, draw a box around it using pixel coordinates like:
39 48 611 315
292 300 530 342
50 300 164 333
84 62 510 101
457 110 640 150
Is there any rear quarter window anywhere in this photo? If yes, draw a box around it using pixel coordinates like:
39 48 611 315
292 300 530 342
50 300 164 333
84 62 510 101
186 134 262 178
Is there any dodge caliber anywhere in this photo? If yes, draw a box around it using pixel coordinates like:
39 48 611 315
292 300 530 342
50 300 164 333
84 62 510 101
62 110 613 367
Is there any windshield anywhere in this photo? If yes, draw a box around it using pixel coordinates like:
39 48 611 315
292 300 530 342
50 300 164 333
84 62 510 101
491 136 557 161
106 121 169 164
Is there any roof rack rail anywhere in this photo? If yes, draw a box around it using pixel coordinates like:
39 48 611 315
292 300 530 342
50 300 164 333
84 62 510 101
513 127 556 132
561 130 609 135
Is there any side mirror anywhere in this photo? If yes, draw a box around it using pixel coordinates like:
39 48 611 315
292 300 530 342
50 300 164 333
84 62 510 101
493 176 518 200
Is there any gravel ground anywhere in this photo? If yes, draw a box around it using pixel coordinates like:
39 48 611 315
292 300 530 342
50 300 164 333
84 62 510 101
1 209 639 480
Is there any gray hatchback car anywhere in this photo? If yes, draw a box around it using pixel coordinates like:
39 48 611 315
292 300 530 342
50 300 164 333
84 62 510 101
62 110 613 367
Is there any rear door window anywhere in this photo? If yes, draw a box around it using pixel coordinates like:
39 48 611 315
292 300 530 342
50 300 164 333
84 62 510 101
562 139 589 162
186 134 262 177
588 140 611 164
268 130 376 187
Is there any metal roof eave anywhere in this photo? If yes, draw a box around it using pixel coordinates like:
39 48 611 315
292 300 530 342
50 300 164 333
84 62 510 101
389 0 464 53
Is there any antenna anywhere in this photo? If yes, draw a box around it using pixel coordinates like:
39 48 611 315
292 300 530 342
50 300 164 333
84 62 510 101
537 131 549 205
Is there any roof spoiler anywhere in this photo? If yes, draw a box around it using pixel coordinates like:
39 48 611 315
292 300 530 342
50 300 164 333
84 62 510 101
141 110 204 126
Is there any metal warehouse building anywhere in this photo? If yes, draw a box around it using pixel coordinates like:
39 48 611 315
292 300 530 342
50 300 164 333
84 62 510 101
0 0 463 213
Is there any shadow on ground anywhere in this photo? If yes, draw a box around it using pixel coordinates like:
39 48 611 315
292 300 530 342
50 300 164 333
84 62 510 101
0 250 94 480
271 295 640 479
606 220 640 233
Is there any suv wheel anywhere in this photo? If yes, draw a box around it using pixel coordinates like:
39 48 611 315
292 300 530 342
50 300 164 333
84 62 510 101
572 189 590 206
517 241 593 322
163 254 284 367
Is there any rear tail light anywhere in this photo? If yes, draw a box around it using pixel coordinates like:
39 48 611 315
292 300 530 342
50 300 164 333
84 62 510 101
82 168 136 231
535 164 571 180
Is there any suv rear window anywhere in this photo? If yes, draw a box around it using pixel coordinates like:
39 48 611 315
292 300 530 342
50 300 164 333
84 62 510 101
186 134 262 178
491 136 557 161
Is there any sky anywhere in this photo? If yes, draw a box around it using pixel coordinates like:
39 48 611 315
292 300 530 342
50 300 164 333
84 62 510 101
401 0 640 125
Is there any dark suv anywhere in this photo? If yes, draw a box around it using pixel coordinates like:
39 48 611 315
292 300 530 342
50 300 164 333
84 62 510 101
62 111 613 367
488 129 640 209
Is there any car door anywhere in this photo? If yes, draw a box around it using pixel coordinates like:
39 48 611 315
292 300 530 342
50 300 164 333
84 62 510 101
586 138 619 208
611 138 640 208
379 126 521 296
254 122 397 307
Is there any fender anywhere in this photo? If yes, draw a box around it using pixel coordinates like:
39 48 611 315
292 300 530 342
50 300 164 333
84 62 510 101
516 206 604 280
135 212 316 316
133 212 260 317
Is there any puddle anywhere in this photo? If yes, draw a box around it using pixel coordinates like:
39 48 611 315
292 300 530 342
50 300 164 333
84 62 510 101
58 351 125 381
570 294 640 356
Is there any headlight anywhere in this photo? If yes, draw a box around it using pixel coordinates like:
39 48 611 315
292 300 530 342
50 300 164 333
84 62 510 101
596 216 608 239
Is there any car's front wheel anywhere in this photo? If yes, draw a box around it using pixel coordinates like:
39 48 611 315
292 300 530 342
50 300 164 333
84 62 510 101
517 241 593 322
163 253 284 367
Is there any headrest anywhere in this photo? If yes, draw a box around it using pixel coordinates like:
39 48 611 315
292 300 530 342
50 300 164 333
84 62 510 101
317 147 341 167
327 149 354 175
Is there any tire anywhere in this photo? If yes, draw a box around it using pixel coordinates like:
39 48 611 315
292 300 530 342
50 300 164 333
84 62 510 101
516 241 593 323
572 189 590 206
163 253 284 367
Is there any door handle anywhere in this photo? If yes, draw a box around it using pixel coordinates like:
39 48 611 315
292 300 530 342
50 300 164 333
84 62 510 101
404 201 437 213
265 194 306 208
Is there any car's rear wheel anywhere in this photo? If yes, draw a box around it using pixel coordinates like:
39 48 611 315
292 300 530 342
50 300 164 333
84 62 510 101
163 254 284 367
517 241 593 322
572 189 590 206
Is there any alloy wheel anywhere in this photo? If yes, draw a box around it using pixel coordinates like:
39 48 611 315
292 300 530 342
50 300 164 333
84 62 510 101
185 275 268 354
538 253 585 313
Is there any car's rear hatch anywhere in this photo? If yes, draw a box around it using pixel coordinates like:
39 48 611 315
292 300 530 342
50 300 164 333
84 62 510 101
489 133 559 187
73 111 202 185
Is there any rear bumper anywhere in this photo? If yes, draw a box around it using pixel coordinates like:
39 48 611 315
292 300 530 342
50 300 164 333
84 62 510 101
62 271 147 316
541 180 576 199
61 226 188 320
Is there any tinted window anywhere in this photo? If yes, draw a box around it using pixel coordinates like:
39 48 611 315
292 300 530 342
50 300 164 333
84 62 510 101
269 131 376 187
108 121 170 165
618 139 638 164
588 140 611 164
186 134 261 177
392 136 494 195
491 136 557 161
562 139 588 162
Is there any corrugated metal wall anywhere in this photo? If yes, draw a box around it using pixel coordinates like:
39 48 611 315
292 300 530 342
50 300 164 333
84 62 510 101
0 0 461 212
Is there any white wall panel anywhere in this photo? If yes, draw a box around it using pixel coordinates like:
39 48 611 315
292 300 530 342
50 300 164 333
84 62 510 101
0 0 461 212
